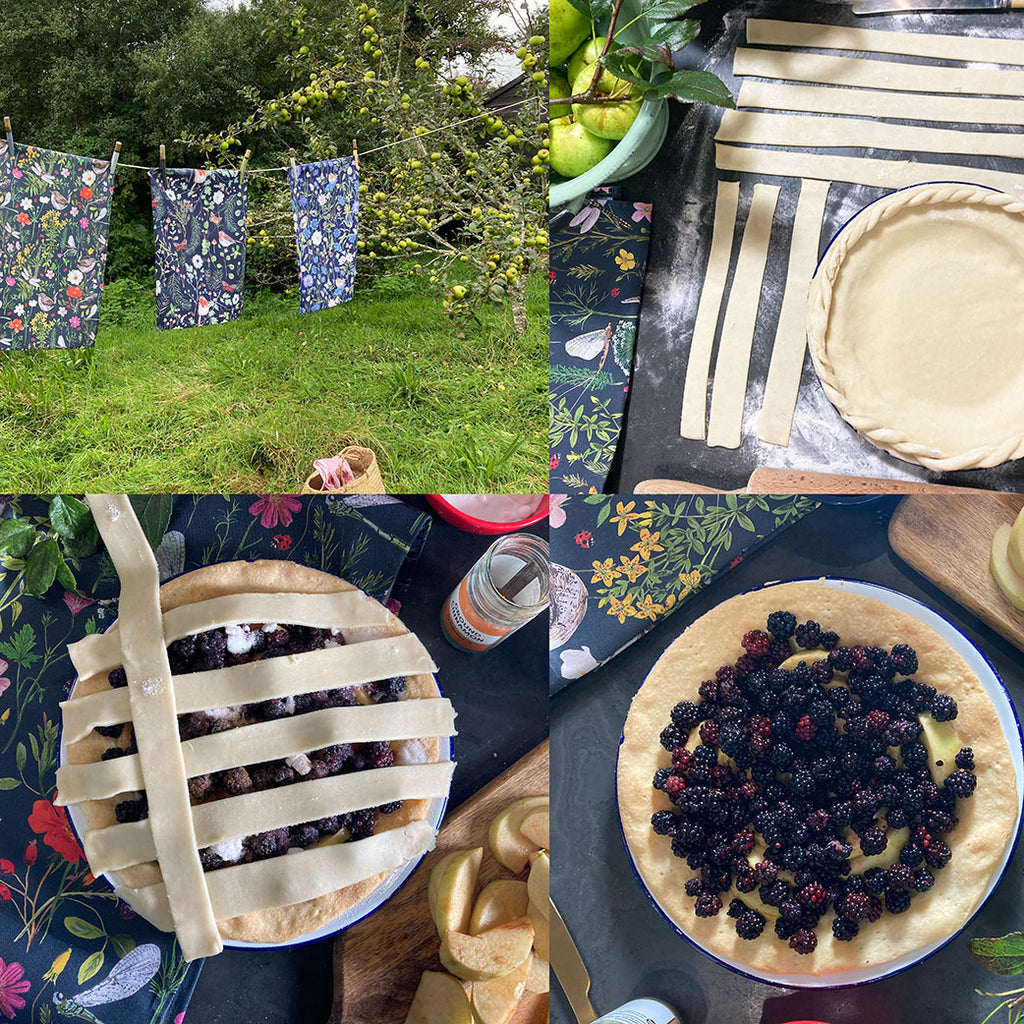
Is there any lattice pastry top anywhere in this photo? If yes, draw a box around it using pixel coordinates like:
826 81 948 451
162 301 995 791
56 496 456 961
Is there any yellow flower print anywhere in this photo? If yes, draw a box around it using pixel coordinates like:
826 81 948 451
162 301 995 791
44 948 71 984
678 569 703 597
609 500 641 536
617 554 647 583
634 594 665 620
631 528 664 560
615 248 636 271
591 558 620 585
607 592 636 624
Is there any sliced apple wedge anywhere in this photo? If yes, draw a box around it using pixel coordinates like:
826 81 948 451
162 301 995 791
471 954 532 1024
992 523 1024 611
527 900 549 960
470 879 529 935
489 796 547 873
527 851 549 917
1009 505 1024 578
404 970 472 1024
429 847 484 938
520 808 549 850
440 918 535 982
526 956 550 995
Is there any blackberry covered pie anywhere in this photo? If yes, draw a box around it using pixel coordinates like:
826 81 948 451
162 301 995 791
617 581 1018 975
56 496 456 961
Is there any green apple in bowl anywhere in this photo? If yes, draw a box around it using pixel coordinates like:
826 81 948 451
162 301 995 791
549 119 614 178
567 36 619 88
550 70 572 122
571 59 643 140
550 0 592 66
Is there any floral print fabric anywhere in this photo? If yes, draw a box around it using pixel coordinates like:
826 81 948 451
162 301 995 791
288 157 359 313
0 494 431 1024
0 143 114 350
150 168 247 330
549 191 652 494
549 494 820 692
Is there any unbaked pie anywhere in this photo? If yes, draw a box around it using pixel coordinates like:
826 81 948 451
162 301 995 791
56 495 456 961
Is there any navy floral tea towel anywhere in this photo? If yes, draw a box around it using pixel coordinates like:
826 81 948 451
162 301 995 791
549 191 652 494
149 168 247 330
288 157 359 313
0 143 114 350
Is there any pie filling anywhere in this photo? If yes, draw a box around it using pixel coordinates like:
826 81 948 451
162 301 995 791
649 610 977 955
94 621 416 872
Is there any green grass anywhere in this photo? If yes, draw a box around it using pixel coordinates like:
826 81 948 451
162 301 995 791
0 272 547 492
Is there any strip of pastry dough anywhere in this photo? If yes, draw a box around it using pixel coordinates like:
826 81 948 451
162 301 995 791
717 108 1024 161
715 144 1024 196
57 697 456 803
60 632 436 744
758 179 831 446
680 180 741 439
69 590 392 680
705 183 780 449
737 80 1024 127
118 819 436 931
85 495 221 961
747 18 1024 67
733 47 1024 97
84 761 455 873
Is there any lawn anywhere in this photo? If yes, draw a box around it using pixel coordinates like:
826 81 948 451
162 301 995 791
0 272 547 493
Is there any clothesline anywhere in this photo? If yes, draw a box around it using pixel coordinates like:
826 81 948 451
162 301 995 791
113 98 533 172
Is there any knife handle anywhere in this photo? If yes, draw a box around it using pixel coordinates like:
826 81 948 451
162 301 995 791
1013 1 1024 10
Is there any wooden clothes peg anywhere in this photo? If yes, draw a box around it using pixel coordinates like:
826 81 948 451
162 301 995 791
4 116 13 153
352 139 360 172
239 148 251 182
289 148 297 170
159 143 167 184
110 141 122 176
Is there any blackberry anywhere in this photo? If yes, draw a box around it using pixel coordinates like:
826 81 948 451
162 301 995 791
367 675 407 703
863 868 887 895
773 917 799 940
955 747 975 770
108 667 128 688
671 701 701 730
199 848 225 871
795 715 817 742
912 868 935 892
653 768 671 791
767 610 798 639
925 810 958 834
314 744 355 776
858 828 887 857
944 770 977 799
115 796 148 823
789 928 817 955
899 844 924 868
901 743 928 770
651 810 678 836
100 747 126 760
742 630 773 658
684 877 704 897
924 841 952 869
778 899 802 921
864 710 890 734
794 621 822 649
316 816 342 835
693 894 722 917
95 723 124 739
930 694 958 722
807 701 834 727
791 769 817 798
840 892 874 922
890 644 918 676
343 808 378 840
660 724 688 751
768 743 794 771
819 631 840 650
246 828 288 860
885 889 912 914
295 690 331 714
699 679 720 702
675 820 705 847
797 881 828 907
873 754 896 778
829 647 855 672
735 910 766 939
222 767 253 795
289 823 320 847
810 660 835 687
832 916 859 941
735 655 761 680
727 898 747 919
699 721 719 746
195 629 227 671
885 864 914 889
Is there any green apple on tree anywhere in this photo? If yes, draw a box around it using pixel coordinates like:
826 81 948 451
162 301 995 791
549 119 613 178
550 70 572 122
571 59 642 140
550 0 592 66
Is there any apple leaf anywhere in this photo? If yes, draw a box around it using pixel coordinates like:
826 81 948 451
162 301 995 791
565 0 616 20
0 519 37 559
639 0 706 21
601 52 652 89
49 495 92 540
25 539 59 597
645 69 736 108
971 933 1024 976
609 20 700 66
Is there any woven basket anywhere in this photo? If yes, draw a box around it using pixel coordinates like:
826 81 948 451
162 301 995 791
301 446 386 495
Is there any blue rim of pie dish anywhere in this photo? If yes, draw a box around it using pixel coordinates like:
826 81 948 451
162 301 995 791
614 575 1024 990
59 564 454 954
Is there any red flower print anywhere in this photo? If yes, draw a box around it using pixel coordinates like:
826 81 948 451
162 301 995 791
27 800 82 864
8 320 22 332
15 213 29 226
549 455 559 470
611 288 619 297
63 591 95 616
0 883 9 901
249 495 302 529
80 186 93 200
0 860 13 874
66 286 82 299
273 534 292 551
23 842 36 867
0 958 30 1020
549 270 556 282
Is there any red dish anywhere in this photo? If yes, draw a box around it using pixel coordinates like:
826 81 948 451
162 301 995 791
426 495 550 535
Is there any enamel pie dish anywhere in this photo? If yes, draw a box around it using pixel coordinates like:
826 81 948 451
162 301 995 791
57 496 456 959
617 578 1024 988
806 182 1024 472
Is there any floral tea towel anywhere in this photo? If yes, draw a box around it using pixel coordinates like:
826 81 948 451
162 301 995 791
288 157 359 313
549 493 820 692
0 143 114 350
149 168 247 330
549 191 652 494
0 493 432 1024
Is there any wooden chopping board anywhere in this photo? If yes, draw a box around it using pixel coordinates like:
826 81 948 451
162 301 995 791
331 741 550 1023
888 494 1024 652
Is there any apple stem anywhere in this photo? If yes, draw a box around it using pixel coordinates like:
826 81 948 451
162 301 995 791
579 0 628 100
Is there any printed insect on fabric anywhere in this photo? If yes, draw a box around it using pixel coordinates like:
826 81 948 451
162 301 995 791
52 944 161 1022
287 157 359 314
0 144 114 350
149 168 248 330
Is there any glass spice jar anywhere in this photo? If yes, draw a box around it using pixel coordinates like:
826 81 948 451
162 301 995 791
441 533 549 652
594 999 681 1024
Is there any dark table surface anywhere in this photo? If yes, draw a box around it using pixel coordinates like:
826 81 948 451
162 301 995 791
607 0 1024 494
551 499 1024 1024
188 497 549 1024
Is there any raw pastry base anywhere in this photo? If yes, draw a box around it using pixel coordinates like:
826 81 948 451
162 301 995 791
807 182 1024 470
66 559 443 945
617 580 1018 976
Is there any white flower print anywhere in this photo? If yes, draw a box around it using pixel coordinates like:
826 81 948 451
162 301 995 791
192 255 202 268
67 269 84 285
213 190 224 205
82 170 96 185
19 198 32 210
13 304 24 316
